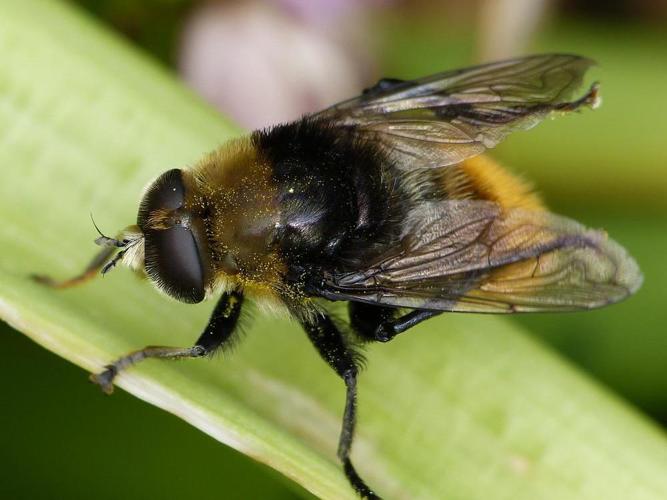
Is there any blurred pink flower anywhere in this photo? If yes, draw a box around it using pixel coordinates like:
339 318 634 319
179 0 382 129
275 0 392 25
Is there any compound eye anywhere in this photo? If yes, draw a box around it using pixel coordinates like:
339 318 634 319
144 226 206 304
138 169 207 304
137 169 184 230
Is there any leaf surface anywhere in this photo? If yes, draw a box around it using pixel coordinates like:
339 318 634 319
1 2 666 499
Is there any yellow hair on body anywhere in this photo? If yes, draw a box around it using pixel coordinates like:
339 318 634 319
451 155 545 211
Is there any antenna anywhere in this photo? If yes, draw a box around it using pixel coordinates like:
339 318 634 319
90 213 127 248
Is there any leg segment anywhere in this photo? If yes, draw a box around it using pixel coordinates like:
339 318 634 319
349 303 397 342
299 311 380 499
91 290 244 394
380 309 441 341
31 245 117 289
349 302 441 343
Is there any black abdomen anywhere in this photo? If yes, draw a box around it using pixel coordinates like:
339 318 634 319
253 118 403 274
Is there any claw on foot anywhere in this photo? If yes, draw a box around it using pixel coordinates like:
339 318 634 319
89 366 117 395
374 323 394 343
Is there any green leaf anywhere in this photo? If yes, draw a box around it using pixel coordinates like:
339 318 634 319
1 1 666 499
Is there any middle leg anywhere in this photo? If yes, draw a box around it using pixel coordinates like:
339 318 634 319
297 310 380 499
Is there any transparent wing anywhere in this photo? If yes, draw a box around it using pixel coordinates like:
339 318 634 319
320 201 642 313
314 54 599 169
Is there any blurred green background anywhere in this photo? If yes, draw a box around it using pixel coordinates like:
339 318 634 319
1 1 665 498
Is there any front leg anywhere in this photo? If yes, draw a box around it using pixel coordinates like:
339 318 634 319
32 244 117 289
297 309 380 500
91 290 243 394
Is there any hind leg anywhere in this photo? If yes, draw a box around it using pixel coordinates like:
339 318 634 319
348 302 441 343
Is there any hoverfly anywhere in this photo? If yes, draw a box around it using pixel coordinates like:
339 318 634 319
35 54 642 499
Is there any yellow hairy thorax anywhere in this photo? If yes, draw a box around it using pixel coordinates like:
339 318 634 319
188 137 289 305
